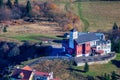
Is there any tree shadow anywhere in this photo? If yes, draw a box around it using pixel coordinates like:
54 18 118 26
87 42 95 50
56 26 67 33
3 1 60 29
97 76 104 80
111 60 120 68
66 67 85 73
53 40 62 43
56 35 64 38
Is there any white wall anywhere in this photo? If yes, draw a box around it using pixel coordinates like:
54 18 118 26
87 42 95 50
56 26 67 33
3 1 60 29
96 43 111 54
90 40 97 47
69 31 78 49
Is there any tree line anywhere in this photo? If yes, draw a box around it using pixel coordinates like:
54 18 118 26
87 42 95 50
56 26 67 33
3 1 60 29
0 0 80 31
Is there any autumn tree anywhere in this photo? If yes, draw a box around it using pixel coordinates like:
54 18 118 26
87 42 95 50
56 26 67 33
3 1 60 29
31 5 40 17
6 0 12 9
48 3 58 10
26 0 32 16
0 0 3 8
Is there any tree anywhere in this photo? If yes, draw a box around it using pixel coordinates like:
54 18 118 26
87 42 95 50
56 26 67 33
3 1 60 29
26 0 32 16
3 27 7 32
14 0 19 6
7 0 12 9
111 71 117 80
7 46 20 57
112 22 118 30
0 0 3 8
84 62 89 72
104 73 110 80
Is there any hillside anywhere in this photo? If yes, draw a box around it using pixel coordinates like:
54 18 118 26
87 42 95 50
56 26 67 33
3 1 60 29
76 1 120 31
29 54 120 80
0 1 120 42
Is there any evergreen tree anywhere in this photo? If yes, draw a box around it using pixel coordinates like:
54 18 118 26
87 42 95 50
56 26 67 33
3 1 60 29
104 73 110 80
111 71 117 80
0 0 3 8
7 0 12 9
3 27 7 32
14 0 19 6
112 22 118 30
84 62 89 72
26 0 32 16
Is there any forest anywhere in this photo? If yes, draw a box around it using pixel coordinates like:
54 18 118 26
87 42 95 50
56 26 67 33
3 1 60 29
0 0 80 31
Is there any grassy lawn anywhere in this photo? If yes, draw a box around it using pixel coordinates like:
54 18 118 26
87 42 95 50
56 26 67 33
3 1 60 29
10 34 62 42
72 53 120 77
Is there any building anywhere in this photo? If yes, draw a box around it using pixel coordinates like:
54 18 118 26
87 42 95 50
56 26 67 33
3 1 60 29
10 65 60 80
62 29 111 57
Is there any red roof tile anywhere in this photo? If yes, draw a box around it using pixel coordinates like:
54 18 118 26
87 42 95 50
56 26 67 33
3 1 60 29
11 69 32 80
35 71 49 76
22 65 32 71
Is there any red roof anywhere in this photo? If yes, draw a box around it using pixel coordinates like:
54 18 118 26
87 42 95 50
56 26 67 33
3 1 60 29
22 65 32 71
11 69 32 80
35 71 49 76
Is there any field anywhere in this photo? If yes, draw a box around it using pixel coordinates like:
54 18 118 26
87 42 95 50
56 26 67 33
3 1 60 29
0 22 64 42
1 1 120 41
74 1 120 31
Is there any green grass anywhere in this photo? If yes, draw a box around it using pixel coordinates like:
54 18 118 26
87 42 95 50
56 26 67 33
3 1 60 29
72 53 120 76
76 2 89 32
10 34 62 42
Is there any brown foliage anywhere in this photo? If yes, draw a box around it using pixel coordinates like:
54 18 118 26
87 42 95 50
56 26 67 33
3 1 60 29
44 2 58 11
0 1 80 31
63 23 73 31
33 5 40 11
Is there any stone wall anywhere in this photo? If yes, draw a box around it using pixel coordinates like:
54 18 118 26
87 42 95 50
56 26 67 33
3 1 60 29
76 54 116 66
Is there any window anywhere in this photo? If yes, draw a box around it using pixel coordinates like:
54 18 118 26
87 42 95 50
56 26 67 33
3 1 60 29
98 47 100 50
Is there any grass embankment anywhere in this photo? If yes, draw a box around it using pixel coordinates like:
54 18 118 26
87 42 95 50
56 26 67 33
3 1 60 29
76 2 89 32
72 53 120 76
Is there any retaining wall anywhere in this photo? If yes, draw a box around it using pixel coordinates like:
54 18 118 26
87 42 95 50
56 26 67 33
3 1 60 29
76 54 116 66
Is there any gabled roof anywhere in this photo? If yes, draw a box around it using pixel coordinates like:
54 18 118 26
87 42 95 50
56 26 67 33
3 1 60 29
75 33 99 44
22 65 32 71
11 68 32 80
